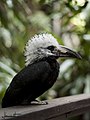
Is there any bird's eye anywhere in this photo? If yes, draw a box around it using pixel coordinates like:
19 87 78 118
47 46 55 51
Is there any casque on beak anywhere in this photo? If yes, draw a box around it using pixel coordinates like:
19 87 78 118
56 45 82 59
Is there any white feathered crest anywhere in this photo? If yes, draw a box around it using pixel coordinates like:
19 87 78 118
24 33 59 66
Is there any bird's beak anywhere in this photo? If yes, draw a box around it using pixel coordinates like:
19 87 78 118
56 45 82 59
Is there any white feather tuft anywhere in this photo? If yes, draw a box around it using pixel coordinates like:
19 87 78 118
24 33 59 66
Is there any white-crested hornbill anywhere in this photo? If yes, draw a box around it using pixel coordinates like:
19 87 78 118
2 33 81 108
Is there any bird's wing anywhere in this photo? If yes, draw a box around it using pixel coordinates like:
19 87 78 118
2 61 51 107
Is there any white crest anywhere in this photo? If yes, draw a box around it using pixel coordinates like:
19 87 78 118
24 33 59 66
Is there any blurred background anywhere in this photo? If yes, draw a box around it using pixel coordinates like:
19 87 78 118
0 0 90 119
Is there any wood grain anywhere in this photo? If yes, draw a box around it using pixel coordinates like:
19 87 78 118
0 94 90 120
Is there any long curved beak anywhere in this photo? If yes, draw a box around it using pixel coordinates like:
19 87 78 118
58 45 82 59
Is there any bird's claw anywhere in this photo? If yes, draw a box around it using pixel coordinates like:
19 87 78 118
31 100 48 105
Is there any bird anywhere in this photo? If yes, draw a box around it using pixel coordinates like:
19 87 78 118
2 33 81 108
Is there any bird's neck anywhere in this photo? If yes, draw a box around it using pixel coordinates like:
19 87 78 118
41 57 59 70
48 58 59 69
29 57 59 70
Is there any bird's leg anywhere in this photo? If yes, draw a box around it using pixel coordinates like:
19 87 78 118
31 100 48 105
21 99 48 105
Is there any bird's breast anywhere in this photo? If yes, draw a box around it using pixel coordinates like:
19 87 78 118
45 60 60 88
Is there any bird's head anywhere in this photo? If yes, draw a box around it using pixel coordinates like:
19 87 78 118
24 33 81 66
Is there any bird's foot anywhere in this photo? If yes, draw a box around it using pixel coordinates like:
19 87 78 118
31 100 48 105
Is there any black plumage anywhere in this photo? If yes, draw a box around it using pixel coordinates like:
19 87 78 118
2 33 81 108
2 59 59 108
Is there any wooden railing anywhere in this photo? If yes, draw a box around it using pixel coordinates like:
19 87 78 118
0 94 90 120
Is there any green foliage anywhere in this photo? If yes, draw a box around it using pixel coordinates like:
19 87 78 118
0 0 90 110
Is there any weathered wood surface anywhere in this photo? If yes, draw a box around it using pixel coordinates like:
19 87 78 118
0 94 90 120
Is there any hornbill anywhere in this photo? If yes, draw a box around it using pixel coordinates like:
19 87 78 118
2 33 81 108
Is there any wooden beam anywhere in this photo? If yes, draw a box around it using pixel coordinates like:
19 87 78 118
0 94 90 120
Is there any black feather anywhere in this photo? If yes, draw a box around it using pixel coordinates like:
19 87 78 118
2 59 59 108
